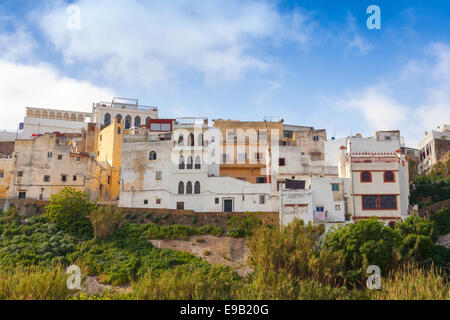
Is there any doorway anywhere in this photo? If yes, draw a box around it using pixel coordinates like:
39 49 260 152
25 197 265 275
223 198 233 212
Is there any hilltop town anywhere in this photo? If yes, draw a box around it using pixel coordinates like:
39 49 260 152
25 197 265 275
0 97 449 229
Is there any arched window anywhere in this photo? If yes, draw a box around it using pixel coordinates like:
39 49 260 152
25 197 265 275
187 133 194 146
145 117 151 128
187 156 193 169
70 113 77 121
186 181 193 194
198 134 204 146
78 114 84 122
384 171 395 182
360 171 371 183
194 181 200 194
135 116 141 127
104 113 111 126
125 115 132 129
149 151 157 160
116 114 122 124
195 156 201 169
178 135 184 146
179 156 185 169
178 182 184 194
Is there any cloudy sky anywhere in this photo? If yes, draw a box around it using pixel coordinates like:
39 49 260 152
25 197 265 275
0 0 449 146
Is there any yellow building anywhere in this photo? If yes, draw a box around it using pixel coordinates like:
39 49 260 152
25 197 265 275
95 118 123 200
212 119 283 184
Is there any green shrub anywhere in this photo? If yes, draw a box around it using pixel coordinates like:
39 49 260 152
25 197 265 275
45 188 95 239
226 215 261 238
0 265 73 300
325 218 401 284
132 264 241 300
430 207 450 236
90 206 124 239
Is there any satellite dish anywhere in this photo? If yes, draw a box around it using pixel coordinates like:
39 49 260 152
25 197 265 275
355 133 362 138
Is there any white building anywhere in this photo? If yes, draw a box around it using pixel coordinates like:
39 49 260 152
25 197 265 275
119 120 278 212
19 107 91 139
91 97 158 129
417 124 450 174
338 131 410 225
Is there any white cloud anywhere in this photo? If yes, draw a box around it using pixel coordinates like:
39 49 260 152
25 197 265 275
0 28 36 62
36 0 315 85
345 13 373 54
336 42 450 146
0 60 115 131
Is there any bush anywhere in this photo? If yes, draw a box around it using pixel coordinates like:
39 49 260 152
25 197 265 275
430 207 450 236
325 218 401 284
45 188 95 239
0 215 78 269
89 206 124 239
371 263 449 300
132 265 241 300
226 215 261 238
248 219 342 285
0 265 73 300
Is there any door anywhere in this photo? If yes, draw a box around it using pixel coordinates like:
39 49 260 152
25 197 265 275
223 198 233 212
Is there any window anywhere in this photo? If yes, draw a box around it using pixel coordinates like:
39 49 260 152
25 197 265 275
178 135 184 146
61 175 67 182
316 206 324 212
57 155 63 160
0 170 3 178
116 114 122 124
17 171 23 177
107 175 111 184
255 152 264 161
156 198 161 204
331 183 340 191
283 130 293 139
279 158 285 166
73 175 77 181
384 171 395 183
188 133 194 146
256 177 267 184
44 175 50 182
117 127 121 135
18 192 26 199
380 195 397 209
335 204 341 210
362 195 379 210
186 181 193 194
178 181 184 194
144 200 148 205
156 171 162 180
187 156 193 169
313 135 319 141
177 202 184 210
194 181 200 194
149 151 157 160
134 116 141 127
259 195 265 204
47 152 52 158
222 154 229 164
104 113 111 126
195 156 201 169
215 198 219 204
360 171 372 182
179 156 185 169
198 134 204 146
362 195 397 210
238 153 248 162
125 115 132 129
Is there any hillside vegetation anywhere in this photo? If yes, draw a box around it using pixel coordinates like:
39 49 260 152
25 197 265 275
0 187 448 300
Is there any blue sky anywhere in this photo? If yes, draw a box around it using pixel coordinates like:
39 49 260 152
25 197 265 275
0 0 449 146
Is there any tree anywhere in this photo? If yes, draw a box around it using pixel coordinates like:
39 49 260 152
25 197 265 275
45 188 95 239
395 216 434 240
89 206 124 239
325 218 401 284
